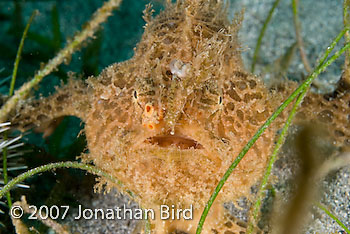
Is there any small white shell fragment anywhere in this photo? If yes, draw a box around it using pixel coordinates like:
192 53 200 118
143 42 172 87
100 88 112 100
169 59 190 78
100 93 109 100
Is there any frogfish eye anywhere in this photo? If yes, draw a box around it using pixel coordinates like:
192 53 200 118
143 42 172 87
218 96 223 105
133 90 138 99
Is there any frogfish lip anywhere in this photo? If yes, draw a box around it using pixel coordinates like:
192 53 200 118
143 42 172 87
145 134 204 150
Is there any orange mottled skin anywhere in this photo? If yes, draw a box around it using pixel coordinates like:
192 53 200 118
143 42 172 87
12 0 350 233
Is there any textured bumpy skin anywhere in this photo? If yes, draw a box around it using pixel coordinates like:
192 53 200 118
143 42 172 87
11 0 350 233
298 86 350 150
12 77 92 131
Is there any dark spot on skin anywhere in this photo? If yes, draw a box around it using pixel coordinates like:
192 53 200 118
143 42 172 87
237 110 244 121
248 79 257 89
317 110 334 123
226 102 235 111
227 89 241 102
232 71 248 79
253 144 261 156
128 67 135 73
239 232 245 234
200 98 216 105
92 111 101 119
56 106 63 112
323 92 337 101
113 74 127 88
243 94 251 103
224 116 235 124
32 102 40 108
302 96 312 107
146 90 156 96
165 70 172 77
100 76 111 86
334 130 345 137
37 114 48 122
211 229 219 234
224 221 233 228
151 50 164 60
139 43 148 53
158 31 166 37
180 49 187 58
243 93 262 102
23 123 34 129
236 81 247 90
252 92 262 99
56 94 69 102
236 220 247 228
224 231 235 234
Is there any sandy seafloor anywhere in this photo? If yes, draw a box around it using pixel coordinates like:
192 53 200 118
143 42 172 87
0 0 349 233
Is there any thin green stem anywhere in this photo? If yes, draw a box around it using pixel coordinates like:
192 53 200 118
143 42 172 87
316 203 350 234
343 0 350 84
344 0 350 57
247 27 350 233
0 0 122 122
247 95 300 233
144 218 151 234
251 0 281 73
2 146 12 208
2 10 37 209
0 161 134 200
292 0 312 74
9 10 38 97
196 27 350 234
